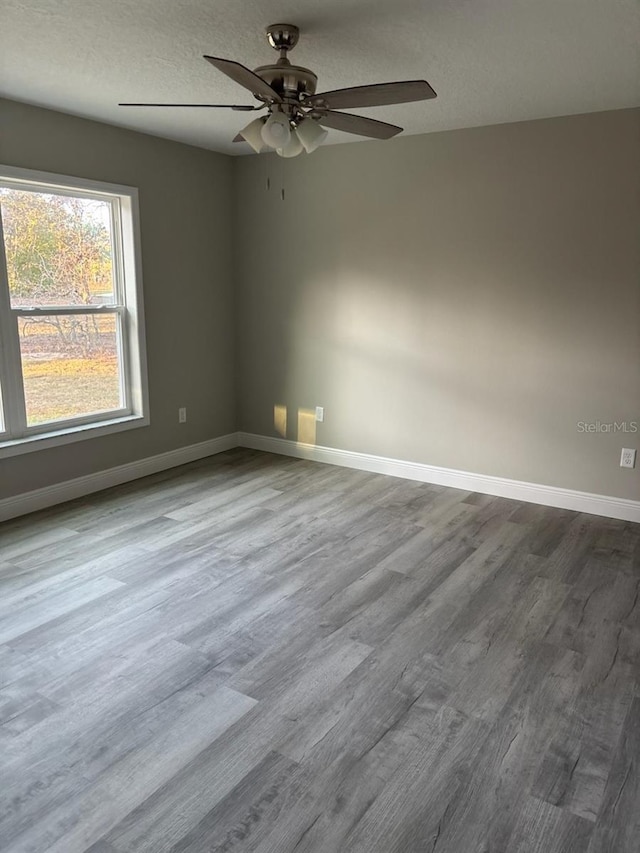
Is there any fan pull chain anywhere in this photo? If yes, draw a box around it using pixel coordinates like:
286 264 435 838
280 156 285 202
264 157 285 201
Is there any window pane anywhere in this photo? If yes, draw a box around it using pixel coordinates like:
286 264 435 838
18 314 123 426
0 188 115 308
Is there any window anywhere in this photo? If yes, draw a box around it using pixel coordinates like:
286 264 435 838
0 166 148 457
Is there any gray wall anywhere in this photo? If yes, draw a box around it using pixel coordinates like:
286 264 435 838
234 109 640 501
2 102 638 504
0 98 235 498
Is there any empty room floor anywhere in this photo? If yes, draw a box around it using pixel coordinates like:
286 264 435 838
1 448 639 853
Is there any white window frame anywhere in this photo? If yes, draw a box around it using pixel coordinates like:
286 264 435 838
0 165 149 458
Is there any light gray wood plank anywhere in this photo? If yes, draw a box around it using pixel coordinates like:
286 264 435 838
586 695 640 852
507 797 593 852
0 643 227 843
1 448 637 852
105 636 372 853
0 525 80 563
429 643 584 851
337 706 488 853
4 686 257 853
0 685 60 734
166 751 299 853
0 575 125 645
532 623 636 822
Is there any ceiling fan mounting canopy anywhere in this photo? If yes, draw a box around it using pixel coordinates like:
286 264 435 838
265 23 300 53
118 22 438 155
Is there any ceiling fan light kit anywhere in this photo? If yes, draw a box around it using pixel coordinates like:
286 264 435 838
277 131 304 158
238 112 327 158
238 116 267 153
119 23 437 156
296 117 329 153
260 110 292 148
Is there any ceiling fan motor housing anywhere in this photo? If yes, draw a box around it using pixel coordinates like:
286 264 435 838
253 62 318 102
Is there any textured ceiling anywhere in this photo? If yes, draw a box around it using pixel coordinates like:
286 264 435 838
2 0 639 155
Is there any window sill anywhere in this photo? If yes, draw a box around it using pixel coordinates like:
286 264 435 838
0 413 149 459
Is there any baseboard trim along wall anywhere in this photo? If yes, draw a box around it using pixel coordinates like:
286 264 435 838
0 433 238 522
2 431 639 523
238 433 640 524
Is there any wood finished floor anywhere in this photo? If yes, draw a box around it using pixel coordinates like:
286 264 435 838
1 448 639 853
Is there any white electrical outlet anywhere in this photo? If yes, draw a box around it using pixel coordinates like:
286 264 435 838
620 448 636 468
178 407 187 424
315 406 324 423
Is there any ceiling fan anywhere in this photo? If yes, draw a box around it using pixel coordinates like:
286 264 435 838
119 23 437 157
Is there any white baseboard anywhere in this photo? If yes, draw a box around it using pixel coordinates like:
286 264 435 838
237 432 640 524
0 433 239 522
3 430 638 524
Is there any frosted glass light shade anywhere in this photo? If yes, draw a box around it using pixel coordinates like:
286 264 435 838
276 130 304 158
238 117 266 153
296 118 328 153
261 112 291 148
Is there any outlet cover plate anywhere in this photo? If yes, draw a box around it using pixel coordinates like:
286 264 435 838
620 448 636 468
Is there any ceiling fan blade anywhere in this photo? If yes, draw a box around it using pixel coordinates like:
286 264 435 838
313 110 402 139
203 56 282 103
118 103 260 110
304 80 436 111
